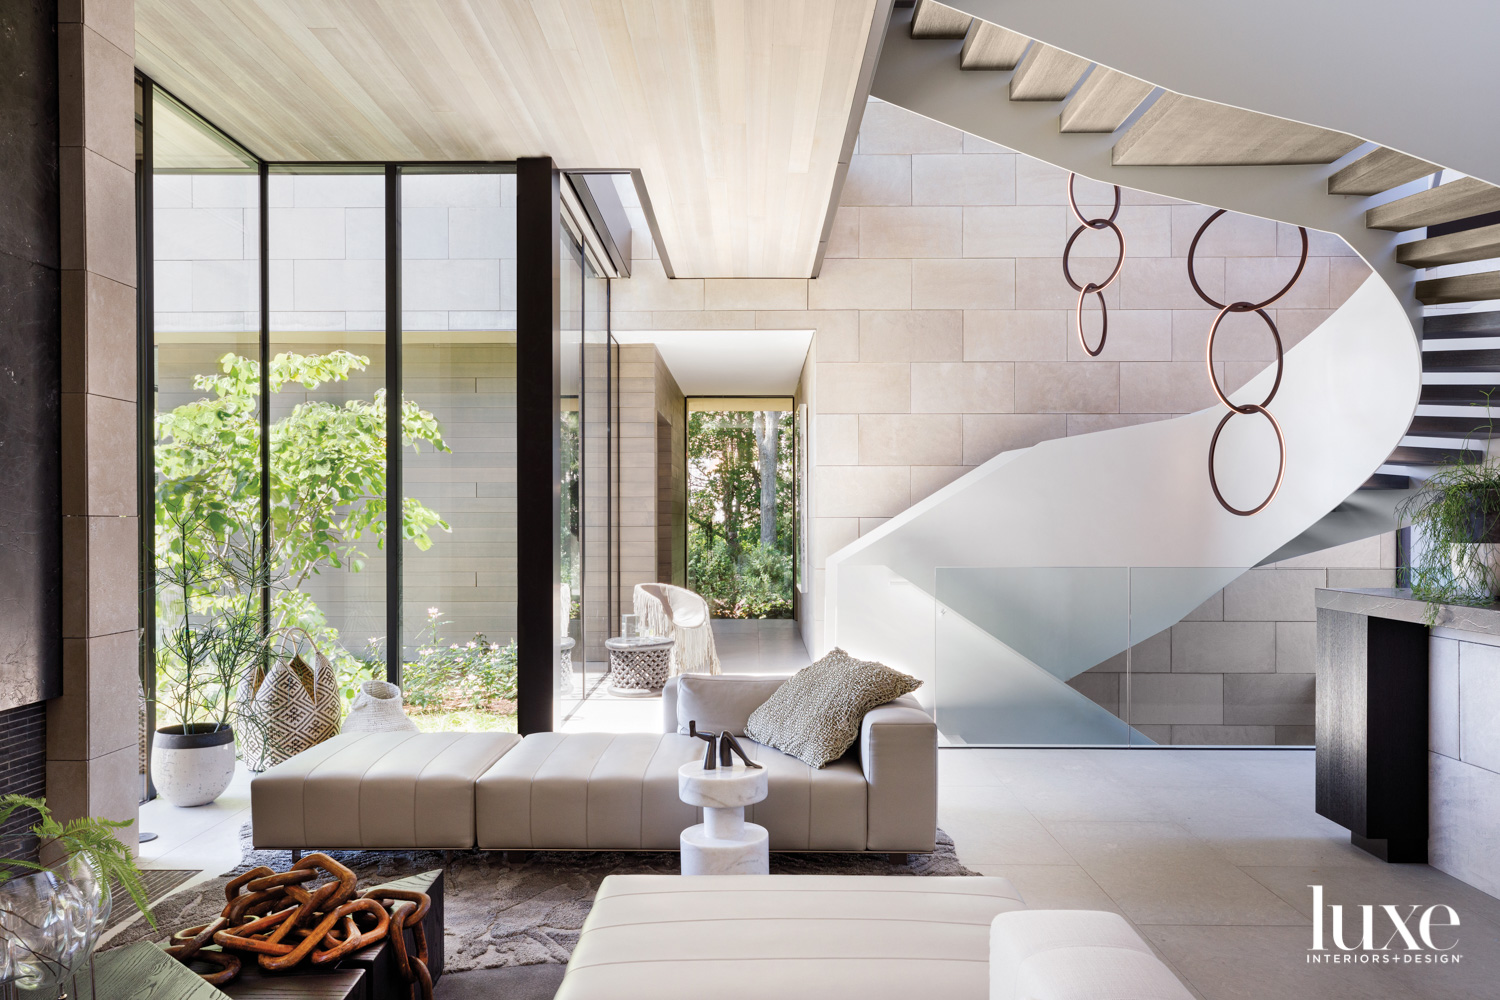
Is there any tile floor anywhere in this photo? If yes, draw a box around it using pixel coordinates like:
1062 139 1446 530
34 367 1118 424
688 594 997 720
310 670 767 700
943 747 1500 999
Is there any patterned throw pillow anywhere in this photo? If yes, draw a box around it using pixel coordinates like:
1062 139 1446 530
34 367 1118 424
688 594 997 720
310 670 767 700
745 648 922 768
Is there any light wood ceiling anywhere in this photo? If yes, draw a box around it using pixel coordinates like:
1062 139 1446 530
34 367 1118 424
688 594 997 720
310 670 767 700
135 0 878 278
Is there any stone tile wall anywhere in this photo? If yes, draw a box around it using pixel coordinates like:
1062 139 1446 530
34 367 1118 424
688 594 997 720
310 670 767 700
51 0 140 839
1430 630 1500 897
624 97 1389 744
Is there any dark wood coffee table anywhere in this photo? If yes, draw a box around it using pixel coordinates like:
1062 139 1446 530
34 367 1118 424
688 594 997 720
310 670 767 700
82 868 445 1000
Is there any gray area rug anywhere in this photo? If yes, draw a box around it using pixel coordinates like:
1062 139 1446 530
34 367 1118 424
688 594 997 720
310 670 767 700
109 823 976 972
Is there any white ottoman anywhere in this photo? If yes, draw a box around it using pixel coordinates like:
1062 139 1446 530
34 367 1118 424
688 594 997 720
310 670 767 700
556 874 1026 1000
990 910 1195 1000
252 731 520 850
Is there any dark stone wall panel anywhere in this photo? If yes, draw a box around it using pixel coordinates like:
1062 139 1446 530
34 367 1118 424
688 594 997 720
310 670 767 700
0 0 63 711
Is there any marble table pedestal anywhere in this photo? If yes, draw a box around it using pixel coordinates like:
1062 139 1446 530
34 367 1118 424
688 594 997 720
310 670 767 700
678 761 769 875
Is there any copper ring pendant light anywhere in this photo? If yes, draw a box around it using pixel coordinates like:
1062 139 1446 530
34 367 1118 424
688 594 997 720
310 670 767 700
1061 174 1125 357
1187 209 1308 516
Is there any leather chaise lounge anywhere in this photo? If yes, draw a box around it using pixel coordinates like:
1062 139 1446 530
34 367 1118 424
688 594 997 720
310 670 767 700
251 674 938 857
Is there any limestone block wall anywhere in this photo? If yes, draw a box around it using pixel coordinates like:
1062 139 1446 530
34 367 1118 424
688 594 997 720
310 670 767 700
620 97 1390 744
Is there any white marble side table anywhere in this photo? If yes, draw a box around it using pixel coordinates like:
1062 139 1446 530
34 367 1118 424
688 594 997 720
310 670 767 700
678 760 770 875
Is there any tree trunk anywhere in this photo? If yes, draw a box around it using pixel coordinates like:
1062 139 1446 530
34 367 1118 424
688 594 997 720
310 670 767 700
757 411 779 548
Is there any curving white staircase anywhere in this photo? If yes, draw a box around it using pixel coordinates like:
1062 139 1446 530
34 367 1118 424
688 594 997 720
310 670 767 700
824 2 1500 743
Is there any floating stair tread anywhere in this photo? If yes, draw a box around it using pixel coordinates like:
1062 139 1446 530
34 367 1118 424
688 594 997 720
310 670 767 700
1422 345 1500 370
1060 67 1154 133
1425 310 1500 339
1416 271 1500 306
1385 444 1486 465
1360 473 1412 490
1327 147 1439 196
911 0 971 39
960 21 1029 70
1419 383 1500 404
1406 415 1500 439
1009 43 1090 101
1366 177 1500 231
1112 92 1361 166
1398 223 1500 268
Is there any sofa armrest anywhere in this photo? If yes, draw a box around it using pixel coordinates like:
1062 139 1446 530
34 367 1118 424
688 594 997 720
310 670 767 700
859 694 937 853
662 676 680 734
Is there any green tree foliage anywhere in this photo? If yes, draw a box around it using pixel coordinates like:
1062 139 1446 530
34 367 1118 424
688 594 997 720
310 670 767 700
154 351 450 696
687 410 795 618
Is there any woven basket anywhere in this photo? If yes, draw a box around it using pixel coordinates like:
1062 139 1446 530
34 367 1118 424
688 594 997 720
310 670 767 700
237 629 342 772
341 680 419 734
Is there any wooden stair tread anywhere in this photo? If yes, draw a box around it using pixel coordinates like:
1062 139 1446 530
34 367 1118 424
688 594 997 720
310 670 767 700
1061 67 1154 133
1425 310 1500 339
960 21 1029 70
1398 222 1500 268
1113 92 1361 166
1385 444 1486 465
1419 383 1500 404
1328 147 1439 196
1366 177 1500 231
910 0 971 39
1360 473 1412 490
1009 43 1090 101
1422 346 1500 370
1406 415 1500 439
1415 271 1500 306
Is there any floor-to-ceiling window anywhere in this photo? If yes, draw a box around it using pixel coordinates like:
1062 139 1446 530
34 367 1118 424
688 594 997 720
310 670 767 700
147 87 262 742
140 79 618 752
264 167 391 714
686 399 797 619
399 170 519 732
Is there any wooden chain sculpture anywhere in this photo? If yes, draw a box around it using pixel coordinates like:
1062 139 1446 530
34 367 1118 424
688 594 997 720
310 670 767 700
1187 209 1309 516
1061 173 1126 357
163 853 433 1000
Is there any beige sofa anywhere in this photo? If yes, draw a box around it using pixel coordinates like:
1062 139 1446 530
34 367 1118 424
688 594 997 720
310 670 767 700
252 674 938 858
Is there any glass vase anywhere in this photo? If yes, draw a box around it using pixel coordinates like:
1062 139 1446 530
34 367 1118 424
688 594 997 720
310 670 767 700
0 856 111 997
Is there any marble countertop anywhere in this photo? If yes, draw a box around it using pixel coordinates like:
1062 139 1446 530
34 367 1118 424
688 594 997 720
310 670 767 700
1316 587 1500 637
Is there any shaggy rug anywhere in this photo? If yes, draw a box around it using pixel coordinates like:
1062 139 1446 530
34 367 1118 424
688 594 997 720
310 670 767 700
110 824 976 972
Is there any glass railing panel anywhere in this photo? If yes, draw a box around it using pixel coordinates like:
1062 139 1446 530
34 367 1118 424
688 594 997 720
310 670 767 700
934 568 1131 746
1127 566 1261 747
930 566 1291 747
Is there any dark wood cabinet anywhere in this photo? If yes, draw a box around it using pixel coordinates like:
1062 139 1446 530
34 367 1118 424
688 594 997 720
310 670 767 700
1315 605 1430 861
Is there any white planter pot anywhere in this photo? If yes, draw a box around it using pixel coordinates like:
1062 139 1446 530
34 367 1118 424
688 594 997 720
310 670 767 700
151 725 236 807
1450 542 1500 598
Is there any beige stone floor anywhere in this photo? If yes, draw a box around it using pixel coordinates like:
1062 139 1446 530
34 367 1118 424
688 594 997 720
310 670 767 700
942 747 1500 999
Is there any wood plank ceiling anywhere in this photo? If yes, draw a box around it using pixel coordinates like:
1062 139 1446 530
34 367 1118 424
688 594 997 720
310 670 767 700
135 0 878 278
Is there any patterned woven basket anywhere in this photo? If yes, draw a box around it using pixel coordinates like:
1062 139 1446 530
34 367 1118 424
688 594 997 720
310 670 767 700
237 628 342 772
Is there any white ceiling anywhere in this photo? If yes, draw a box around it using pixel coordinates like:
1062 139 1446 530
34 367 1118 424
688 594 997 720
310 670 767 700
135 0 881 278
613 330 813 396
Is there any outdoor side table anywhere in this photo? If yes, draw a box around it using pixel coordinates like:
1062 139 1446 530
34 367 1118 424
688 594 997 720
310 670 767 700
605 636 674 695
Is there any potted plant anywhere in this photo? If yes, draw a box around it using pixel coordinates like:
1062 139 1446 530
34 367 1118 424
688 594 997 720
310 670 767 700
152 608 266 806
1398 459 1500 609
151 473 270 807
0 796 155 993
